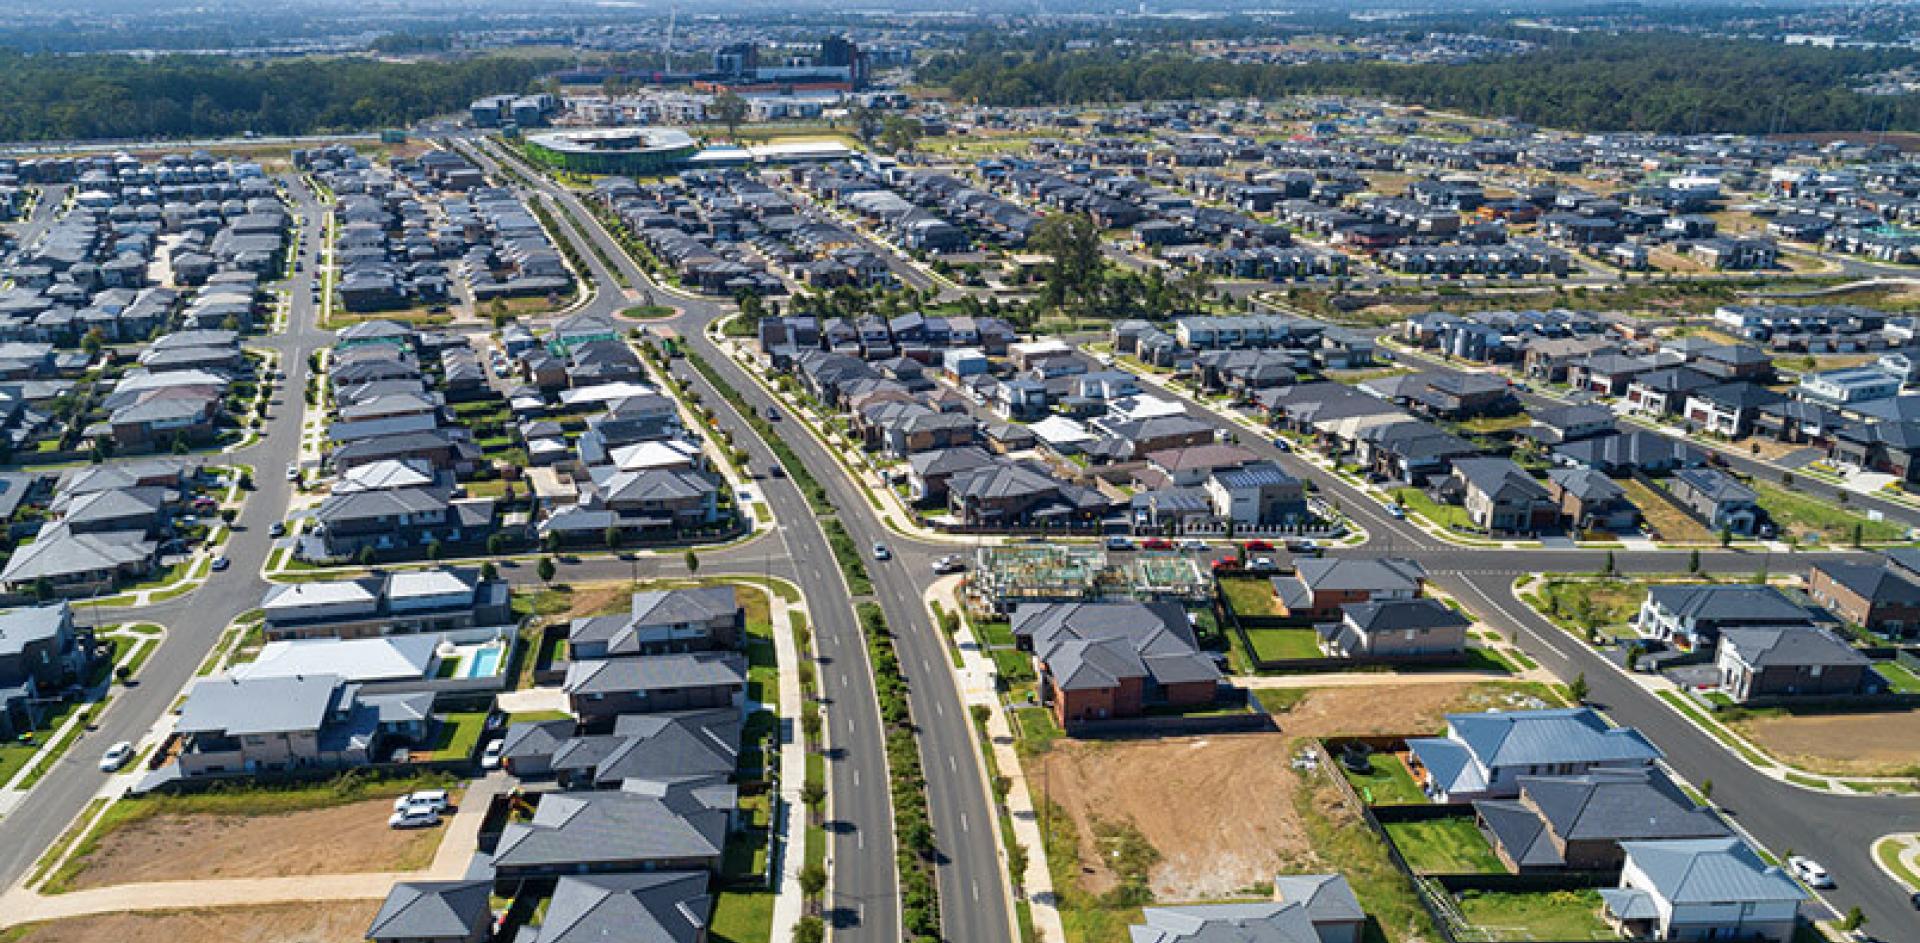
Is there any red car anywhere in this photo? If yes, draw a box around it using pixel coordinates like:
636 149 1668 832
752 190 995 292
1140 538 1173 550
1211 556 1243 572
1243 539 1275 552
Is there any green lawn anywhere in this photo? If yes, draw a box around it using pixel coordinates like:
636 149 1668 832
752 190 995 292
1453 889 1616 941
1219 577 1283 617
1875 837 1920 891
975 618 1018 649
507 710 573 724
1876 660 1920 694
1011 706 1062 755
1244 626 1323 662
1384 816 1506 874
1536 579 1648 637
419 711 489 760
708 889 774 943
1752 482 1906 545
1392 487 1475 532
1340 751 1428 806
992 647 1037 683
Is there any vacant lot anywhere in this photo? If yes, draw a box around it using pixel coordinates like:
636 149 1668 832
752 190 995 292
1034 682 1557 901
62 796 443 890
1218 577 1281 617
1752 482 1905 545
1619 479 1713 542
2 902 383 943
1731 708 1920 777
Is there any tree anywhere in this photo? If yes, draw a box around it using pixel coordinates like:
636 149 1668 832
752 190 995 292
603 525 621 549
1569 672 1589 703
426 538 443 561
480 561 497 581
1030 212 1103 313
1701 778 1713 801
1719 525 1733 548
798 863 827 900
711 91 749 141
1007 840 1029 886
1600 550 1615 577
1687 547 1701 574
1852 521 1864 548
800 779 826 817
81 327 104 355
684 549 700 575
487 533 507 555
1842 906 1865 932
537 556 557 584
114 664 131 684
793 917 825 943
879 114 921 154
356 546 375 566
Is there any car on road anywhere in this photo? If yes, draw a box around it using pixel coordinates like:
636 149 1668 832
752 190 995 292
1387 504 1407 519
1105 536 1136 551
285 463 300 481
1140 538 1173 550
394 790 451 814
480 739 505 771
871 543 891 561
931 555 966 575
1911 890 1920 909
1271 437 1291 452
1286 538 1321 555
765 407 781 422
388 807 441 829
1787 856 1832 888
211 556 231 571
99 741 134 772
269 522 287 537
769 464 786 478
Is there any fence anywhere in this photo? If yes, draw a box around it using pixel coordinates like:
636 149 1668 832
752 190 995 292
1216 580 1470 673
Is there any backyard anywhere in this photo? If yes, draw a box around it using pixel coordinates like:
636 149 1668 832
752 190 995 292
1382 816 1505 874
1336 750 1427 806
1452 889 1616 941
1218 577 1282 617
1244 626 1323 662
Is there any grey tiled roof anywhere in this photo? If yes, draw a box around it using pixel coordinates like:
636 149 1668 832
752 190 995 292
367 880 492 942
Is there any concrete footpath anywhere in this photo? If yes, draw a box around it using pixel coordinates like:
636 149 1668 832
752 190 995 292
765 584 810 943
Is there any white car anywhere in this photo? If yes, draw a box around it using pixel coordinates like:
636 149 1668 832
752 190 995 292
393 789 451 814
1787 856 1833 889
480 739 505 770
388 807 441 829
1178 540 1211 552
99 741 134 772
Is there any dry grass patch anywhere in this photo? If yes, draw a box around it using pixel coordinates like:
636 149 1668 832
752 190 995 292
1729 708 1920 778
0 902 384 943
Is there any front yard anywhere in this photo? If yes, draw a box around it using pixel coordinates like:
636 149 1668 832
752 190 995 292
1243 626 1323 662
1391 487 1476 533
1752 481 1906 545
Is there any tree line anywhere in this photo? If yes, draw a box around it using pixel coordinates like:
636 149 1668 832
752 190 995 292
920 32 1920 135
0 52 561 142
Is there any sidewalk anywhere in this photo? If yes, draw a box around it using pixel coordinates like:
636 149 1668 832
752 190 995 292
765 582 810 943
924 575 1065 943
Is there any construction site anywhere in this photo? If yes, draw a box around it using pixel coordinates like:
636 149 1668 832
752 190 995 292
965 545 1209 615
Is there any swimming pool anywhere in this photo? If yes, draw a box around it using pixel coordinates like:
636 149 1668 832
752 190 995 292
463 644 504 679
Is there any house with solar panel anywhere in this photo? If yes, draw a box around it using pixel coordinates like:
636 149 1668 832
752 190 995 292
1406 707 1663 803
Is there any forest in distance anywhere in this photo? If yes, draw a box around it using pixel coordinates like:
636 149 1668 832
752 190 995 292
0 52 558 143
919 32 1920 136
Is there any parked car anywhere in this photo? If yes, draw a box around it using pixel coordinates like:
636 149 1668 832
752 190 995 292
285 463 300 481
388 808 441 830
1210 556 1243 573
394 790 451 814
1248 557 1279 573
1105 536 1136 551
1787 856 1833 889
1286 538 1321 555
268 522 287 537
931 556 966 575
480 739 505 771
1179 540 1211 552
1140 538 1173 550
871 543 891 561
211 556 231 571
1243 539 1275 552
99 741 134 772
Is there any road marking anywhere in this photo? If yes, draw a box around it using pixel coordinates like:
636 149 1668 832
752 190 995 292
972 881 980 902
948 756 957 773
853 770 860 787
960 812 969 833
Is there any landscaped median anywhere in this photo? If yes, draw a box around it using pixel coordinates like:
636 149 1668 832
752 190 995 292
858 601 943 943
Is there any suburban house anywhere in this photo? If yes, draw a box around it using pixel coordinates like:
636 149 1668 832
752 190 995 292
1545 467 1639 533
515 872 712 943
1600 839 1805 943
1475 768 1728 873
366 880 494 943
1128 874 1366 943
1715 626 1874 703
1203 461 1308 527
1012 601 1222 728
1552 430 1706 476
1634 584 1816 650
260 568 513 641
1322 598 1470 660
1805 558 1920 639
167 674 430 781
309 487 496 560
568 586 743 659
0 603 91 739
1446 457 1557 535
1407 708 1663 803
1665 468 1762 537
1270 557 1427 621
563 652 747 725
1528 404 1617 445
490 778 731 879
1681 383 1785 437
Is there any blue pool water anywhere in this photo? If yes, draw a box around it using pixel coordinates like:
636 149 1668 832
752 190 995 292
464 645 504 678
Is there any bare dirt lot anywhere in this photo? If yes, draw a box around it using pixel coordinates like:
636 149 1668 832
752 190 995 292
65 797 442 890
1036 682 1550 900
1732 709 1920 777
7 902 383 943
